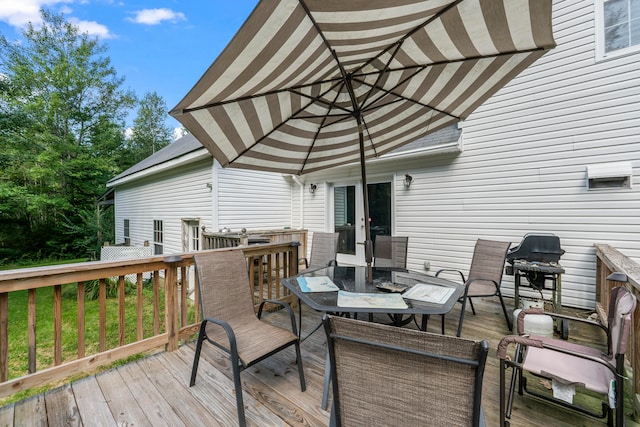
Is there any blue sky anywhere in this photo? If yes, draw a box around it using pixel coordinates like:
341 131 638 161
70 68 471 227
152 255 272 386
0 1 259 135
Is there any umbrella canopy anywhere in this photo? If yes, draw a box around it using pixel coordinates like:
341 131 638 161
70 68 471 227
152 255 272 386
171 0 555 271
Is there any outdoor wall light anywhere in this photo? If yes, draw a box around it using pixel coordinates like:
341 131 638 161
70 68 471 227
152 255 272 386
309 183 317 194
607 272 628 283
404 174 413 188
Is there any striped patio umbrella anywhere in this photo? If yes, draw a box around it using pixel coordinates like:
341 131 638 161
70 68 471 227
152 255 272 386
171 0 555 272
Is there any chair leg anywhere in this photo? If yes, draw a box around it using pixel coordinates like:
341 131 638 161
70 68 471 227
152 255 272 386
322 349 331 410
230 352 246 427
295 341 306 391
190 322 207 386
469 297 476 315
457 297 469 337
497 290 512 331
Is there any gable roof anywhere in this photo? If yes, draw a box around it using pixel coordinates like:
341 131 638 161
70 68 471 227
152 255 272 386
108 133 204 183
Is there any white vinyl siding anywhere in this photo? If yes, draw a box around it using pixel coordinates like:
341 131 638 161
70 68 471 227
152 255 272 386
396 0 640 309
114 158 214 255
215 164 292 231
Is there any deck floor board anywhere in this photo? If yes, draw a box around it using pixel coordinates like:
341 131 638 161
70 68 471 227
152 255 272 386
0 297 629 426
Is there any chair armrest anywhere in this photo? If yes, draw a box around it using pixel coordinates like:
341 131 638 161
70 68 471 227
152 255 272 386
497 334 616 377
200 317 239 356
299 257 309 269
435 268 466 283
497 335 544 359
258 299 299 337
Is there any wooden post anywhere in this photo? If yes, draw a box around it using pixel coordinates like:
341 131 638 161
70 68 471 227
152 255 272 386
164 256 182 352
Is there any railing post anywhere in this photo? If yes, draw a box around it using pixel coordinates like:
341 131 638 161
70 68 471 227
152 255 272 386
164 255 182 352
290 242 300 277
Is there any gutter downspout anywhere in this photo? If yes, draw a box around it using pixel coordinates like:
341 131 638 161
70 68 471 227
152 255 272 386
291 176 305 229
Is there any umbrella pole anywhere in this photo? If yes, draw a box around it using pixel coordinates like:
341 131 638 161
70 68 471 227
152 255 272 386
357 120 374 283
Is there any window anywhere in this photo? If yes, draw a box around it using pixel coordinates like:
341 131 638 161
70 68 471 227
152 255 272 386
596 0 640 60
190 224 200 251
123 219 130 245
153 220 163 255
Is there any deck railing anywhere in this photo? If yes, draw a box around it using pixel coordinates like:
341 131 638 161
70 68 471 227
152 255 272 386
203 228 307 257
594 243 640 418
0 242 299 399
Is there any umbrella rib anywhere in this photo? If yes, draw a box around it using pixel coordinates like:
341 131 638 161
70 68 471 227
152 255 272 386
178 77 344 114
299 82 346 174
226 90 333 169
353 47 553 81
347 0 465 78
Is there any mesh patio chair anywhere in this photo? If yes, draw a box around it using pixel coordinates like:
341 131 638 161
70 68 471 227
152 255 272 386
497 285 637 427
373 235 409 269
369 235 409 324
190 249 306 427
324 315 488 427
301 231 339 270
436 239 512 337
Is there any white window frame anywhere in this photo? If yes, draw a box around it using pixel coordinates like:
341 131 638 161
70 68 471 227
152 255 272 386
153 220 164 255
595 0 640 61
123 219 130 246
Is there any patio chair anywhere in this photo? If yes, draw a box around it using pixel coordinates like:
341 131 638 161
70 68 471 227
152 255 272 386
190 249 306 427
300 231 339 270
436 238 512 337
373 235 409 269
370 235 409 324
324 315 488 427
497 285 637 427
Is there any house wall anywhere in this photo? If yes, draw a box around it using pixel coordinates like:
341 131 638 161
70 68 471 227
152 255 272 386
296 0 640 309
113 158 214 254
400 0 640 309
215 164 293 231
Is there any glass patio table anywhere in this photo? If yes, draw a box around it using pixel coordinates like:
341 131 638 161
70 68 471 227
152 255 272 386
282 265 464 338
282 265 464 411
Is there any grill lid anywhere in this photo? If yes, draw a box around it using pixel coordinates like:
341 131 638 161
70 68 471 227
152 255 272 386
506 233 565 264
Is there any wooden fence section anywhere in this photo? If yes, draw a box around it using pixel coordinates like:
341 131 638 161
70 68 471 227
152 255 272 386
0 242 300 399
594 243 640 418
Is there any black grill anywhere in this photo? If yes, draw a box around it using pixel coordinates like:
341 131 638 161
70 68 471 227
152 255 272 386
505 233 565 289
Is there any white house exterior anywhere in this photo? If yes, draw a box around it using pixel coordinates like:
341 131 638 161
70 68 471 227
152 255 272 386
107 133 293 256
108 0 639 310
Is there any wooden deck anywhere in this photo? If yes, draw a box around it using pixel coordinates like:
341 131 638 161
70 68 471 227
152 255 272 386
0 297 631 426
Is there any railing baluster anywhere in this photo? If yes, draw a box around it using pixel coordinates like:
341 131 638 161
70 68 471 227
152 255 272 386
53 285 62 366
137 273 143 341
118 276 125 347
99 278 106 352
180 266 188 328
0 292 7 382
77 282 85 359
28 289 36 373
153 271 160 336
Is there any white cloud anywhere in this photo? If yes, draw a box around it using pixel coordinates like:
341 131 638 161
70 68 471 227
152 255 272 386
69 17 114 38
128 8 186 26
0 1 71 27
172 127 187 140
124 127 133 139
0 1 114 39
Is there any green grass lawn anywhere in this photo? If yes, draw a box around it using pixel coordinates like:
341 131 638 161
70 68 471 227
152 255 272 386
5 282 171 383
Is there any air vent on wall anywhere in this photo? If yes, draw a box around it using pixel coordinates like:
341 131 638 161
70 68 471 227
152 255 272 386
586 162 632 190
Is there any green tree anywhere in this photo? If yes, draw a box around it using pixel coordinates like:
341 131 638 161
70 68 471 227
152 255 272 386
0 10 135 261
127 91 172 166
